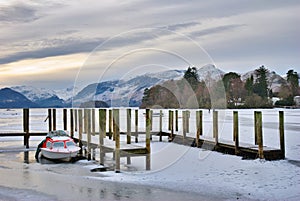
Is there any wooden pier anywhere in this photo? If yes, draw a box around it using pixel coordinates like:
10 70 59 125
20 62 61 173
0 108 286 172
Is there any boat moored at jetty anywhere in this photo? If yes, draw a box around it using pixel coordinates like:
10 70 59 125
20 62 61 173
35 130 80 161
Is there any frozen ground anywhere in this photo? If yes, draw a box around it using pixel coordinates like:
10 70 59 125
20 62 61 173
0 108 299 200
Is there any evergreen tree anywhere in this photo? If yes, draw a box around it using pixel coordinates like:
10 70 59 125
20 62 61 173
253 65 269 98
287 69 299 96
183 67 199 90
245 75 254 96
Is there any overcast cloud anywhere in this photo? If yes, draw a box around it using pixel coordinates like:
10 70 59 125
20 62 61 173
0 0 299 89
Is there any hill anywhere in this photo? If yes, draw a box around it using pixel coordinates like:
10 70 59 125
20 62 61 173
0 88 37 108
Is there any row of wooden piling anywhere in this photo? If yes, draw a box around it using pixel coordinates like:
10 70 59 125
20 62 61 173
17 108 286 162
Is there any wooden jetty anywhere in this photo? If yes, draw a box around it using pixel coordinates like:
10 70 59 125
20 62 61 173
0 108 286 172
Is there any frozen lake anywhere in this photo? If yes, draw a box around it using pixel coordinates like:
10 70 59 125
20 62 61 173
0 108 300 200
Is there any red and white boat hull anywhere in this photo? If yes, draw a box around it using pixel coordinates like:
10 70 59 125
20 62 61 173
40 147 81 160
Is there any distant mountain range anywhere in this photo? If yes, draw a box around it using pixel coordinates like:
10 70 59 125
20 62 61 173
0 64 290 108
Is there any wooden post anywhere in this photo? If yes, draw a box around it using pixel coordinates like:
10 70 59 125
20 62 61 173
108 109 112 140
145 109 151 153
99 109 106 165
113 109 120 173
78 110 83 140
182 111 186 139
84 109 91 160
175 110 178 132
254 111 258 145
70 109 74 138
279 111 285 159
150 110 153 131
48 109 52 131
74 109 77 132
256 111 264 159
145 109 151 170
168 110 171 131
199 110 203 136
159 110 162 142
186 110 190 133
52 109 56 131
196 110 202 147
23 108 29 148
91 109 95 136
63 109 67 131
170 111 174 140
127 109 131 144
135 109 138 143
78 109 83 155
213 110 218 145
233 111 239 154
127 156 131 165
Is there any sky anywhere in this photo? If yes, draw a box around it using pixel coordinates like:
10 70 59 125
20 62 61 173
0 0 299 90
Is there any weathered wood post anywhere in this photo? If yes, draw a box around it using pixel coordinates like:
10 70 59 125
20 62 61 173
279 111 285 159
108 110 112 140
196 110 202 147
91 109 95 136
175 110 178 132
99 109 106 165
48 109 52 131
145 109 151 170
182 111 186 139
254 111 258 145
52 109 56 131
78 109 83 155
135 109 138 143
256 111 264 159
113 109 121 173
23 108 30 148
70 109 74 138
159 110 163 142
63 109 67 131
186 110 190 133
127 108 131 144
74 109 77 132
233 111 239 154
213 110 218 145
84 109 91 160
168 110 172 131
170 110 174 140
150 110 153 131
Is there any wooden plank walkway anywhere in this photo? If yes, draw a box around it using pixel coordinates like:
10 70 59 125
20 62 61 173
169 133 284 160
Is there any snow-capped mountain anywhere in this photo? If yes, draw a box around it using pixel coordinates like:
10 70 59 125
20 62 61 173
11 85 65 107
12 86 56 102
71 69 186 107
197 64 225 81
0 88 37 108
71 65 227 107
54 86 79 101
241 70 287 93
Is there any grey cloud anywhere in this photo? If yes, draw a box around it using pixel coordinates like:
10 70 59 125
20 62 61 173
0 3 40 23
0 38 104 64
163 22 200 31
189 24 246 38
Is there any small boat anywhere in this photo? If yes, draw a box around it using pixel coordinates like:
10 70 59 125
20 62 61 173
35 130 80 161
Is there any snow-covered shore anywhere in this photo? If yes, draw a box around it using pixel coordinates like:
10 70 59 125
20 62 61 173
94 142 300 201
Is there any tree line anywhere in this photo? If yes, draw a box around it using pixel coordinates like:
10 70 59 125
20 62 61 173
140 66 299 109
